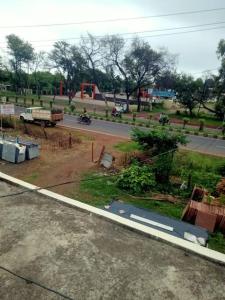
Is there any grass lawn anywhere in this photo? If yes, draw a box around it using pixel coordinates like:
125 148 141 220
114 141 140 152
169 112 223 127
76 172 225 253
208 232 225 254
76 173 185 219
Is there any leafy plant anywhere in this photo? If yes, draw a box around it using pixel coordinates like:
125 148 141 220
69 104 76 112
182 117 190 129
217 163 225 177
116 164 156 194
222 122 225 135
131 128 186 155
199 118 205 131
208 232 225 254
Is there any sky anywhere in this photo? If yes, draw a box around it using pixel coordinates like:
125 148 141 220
0 0 225 76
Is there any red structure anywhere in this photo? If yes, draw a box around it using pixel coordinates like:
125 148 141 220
59 80 63 96
80 83 96 99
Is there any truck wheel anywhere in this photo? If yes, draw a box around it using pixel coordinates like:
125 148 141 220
51 122 56 127
20 116 25 122
41 120 46 128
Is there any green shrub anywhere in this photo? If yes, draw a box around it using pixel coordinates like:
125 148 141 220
222 122 225 135
191 171 221 192
116 164 156 194
185 130 190 134
1 116 15 128
199 118 205 131
203 133 208 137
213 134 218 139
208 232 225 254
69 104 76 112
183 117 190 129
194 131 199 135
217 162 225 177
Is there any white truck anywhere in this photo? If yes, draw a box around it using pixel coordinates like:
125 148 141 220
20 107 63 127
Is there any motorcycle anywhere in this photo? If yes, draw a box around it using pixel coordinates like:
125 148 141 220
111 110 122 118
78 114 92 125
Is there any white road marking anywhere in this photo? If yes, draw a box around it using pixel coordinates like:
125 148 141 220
130 214 174 231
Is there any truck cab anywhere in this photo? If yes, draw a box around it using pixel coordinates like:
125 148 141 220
20 107 43 122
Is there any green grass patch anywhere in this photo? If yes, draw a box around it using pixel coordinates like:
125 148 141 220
174 151 225 174
77 172 185 219
208 232 225 254
114 141 140 152
23 172 39 183
169 112 222 127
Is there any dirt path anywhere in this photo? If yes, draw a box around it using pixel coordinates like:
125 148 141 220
0 125 126 196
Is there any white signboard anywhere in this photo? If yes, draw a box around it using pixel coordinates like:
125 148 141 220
0 104 15 115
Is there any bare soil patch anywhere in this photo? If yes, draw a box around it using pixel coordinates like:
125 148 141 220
0 124 126 196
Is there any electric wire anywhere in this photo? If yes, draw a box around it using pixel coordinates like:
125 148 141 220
0 266 75 300
1 20 225 48
0 7 224 29
1 20 224 44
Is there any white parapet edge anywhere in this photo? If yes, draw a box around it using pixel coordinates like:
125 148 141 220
0 171 225 265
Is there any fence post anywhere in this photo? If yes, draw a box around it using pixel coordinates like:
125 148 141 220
24 97 26 106
15 97 18 104
40 100 43 107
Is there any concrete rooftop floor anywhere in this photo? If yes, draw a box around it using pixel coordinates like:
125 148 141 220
0 181 225 300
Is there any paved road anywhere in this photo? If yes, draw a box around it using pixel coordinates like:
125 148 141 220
16 106 225 156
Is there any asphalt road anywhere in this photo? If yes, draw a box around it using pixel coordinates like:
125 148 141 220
16 106 225 157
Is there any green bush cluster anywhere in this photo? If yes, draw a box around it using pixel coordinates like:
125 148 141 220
116 164 156 194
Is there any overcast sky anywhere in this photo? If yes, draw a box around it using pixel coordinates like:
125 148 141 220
0 0 225 76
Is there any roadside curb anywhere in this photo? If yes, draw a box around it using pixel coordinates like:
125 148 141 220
1 171 225 266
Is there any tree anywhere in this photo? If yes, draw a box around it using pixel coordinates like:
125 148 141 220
6 34 34 92
131 128 186 183
30 51 47 97
123 38 164 112
175 74 203 115
199 40 225 120
49 41 87 103
102 35 133 111
214 39 225 120
80 33 101 86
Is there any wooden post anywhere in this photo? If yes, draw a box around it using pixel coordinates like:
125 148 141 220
69 133 72 148
98 145 105 164
92 142 94 162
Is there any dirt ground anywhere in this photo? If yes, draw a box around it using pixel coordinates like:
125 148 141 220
0 124 126 196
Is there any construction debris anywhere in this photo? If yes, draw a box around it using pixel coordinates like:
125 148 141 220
100 152 114 169
0 136 39 164
182 200 225 233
